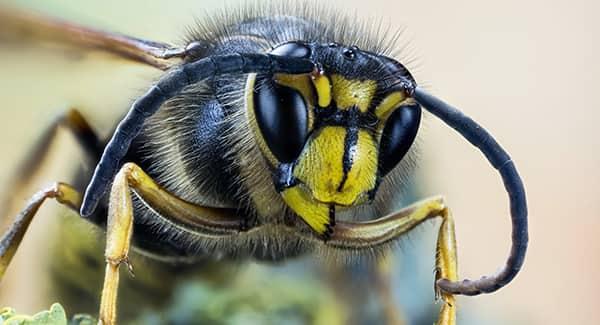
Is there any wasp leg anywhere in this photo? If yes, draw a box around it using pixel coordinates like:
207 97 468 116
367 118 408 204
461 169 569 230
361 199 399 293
116 163 241 235
435 209 458 325
0 182 81 279
2 109 102 215
16 108 103 176
99 164 134 325
99 162 242 324
326 196 458 325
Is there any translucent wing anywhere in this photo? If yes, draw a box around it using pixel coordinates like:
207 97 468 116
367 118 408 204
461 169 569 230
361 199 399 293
0 8 185 70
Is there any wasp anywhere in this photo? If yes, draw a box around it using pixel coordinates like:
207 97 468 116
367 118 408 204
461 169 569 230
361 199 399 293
0 3 528 324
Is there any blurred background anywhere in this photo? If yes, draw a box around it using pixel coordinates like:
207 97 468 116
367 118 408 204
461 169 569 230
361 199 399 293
0 0 596 324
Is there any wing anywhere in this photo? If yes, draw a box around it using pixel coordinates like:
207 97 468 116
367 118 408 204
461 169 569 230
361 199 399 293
0 7 186 71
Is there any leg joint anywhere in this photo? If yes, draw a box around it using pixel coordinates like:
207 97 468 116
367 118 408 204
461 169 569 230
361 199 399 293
427 195 450 220
117 162 144 188
29 182 82 211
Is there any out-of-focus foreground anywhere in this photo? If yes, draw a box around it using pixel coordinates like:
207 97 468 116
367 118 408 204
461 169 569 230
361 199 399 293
0 0 597 324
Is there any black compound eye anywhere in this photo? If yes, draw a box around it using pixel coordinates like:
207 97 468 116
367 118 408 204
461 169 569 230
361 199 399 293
254 77 308 163
378 104 421 175
271 41 311 58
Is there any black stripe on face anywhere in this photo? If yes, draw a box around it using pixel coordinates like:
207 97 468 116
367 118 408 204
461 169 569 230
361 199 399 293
313 107 378 129
337 126 359 192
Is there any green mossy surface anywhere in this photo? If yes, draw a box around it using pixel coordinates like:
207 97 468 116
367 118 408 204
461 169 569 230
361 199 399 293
0 303 95 325
1 272 344 325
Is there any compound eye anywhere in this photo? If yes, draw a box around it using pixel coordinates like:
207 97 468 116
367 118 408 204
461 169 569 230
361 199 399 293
271 41 311 58
254 77 308 163
378 104 421 175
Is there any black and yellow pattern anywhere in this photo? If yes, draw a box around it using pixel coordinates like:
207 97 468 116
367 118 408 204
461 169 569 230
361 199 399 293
248 65 416 236
0 4 506 325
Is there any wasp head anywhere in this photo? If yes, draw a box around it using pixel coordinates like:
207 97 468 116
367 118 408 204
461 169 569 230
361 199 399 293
247 41 421 235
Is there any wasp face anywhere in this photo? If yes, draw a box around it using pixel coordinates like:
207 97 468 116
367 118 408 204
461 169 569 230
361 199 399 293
247 42 421 235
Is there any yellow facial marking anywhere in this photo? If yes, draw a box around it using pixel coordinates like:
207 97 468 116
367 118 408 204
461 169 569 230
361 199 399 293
274 74 316 108
293 126 378 206
281 186 331 235
294 127 345 201
374 91 406 120
330 74 377 112
311 74 332 108
339 130 378 197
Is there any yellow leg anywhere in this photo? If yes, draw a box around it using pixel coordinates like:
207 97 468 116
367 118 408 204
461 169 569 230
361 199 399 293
0 183 81 279
322 196 459 325
118 163 241 235
97 162 243 324
435 209 458 325
98 164 134 325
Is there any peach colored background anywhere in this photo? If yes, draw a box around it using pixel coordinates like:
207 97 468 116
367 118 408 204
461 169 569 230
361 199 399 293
0 0 597 324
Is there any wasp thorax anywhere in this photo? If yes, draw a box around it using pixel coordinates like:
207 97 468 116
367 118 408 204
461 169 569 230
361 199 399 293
246 41 421 235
